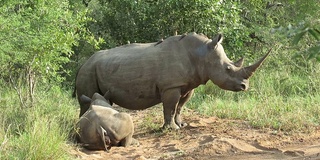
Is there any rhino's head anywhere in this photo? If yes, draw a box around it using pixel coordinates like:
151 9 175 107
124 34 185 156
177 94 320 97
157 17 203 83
195 34 269 91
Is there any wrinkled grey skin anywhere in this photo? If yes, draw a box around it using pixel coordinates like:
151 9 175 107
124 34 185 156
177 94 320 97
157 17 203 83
74 32 269 129
77 92 137 151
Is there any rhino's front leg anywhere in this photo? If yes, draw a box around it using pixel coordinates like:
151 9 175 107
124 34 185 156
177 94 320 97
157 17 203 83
161 88 181 130
175 89 194 128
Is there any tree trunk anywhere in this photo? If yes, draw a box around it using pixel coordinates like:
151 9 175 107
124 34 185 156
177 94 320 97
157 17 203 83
27 68 36 105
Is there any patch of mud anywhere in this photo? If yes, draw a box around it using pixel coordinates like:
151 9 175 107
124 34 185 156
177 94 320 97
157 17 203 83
70 106 320 160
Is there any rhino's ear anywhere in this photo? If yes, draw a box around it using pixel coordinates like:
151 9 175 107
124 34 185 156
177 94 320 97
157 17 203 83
80 95 92 104
208 34 223 49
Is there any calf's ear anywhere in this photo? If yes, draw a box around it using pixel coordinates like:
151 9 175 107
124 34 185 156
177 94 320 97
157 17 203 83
103 91 112 105
80 95 92 104
103 91 111 100
92 93 105 101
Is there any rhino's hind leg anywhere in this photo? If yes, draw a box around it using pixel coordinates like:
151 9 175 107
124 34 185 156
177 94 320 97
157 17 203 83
175 89 194 128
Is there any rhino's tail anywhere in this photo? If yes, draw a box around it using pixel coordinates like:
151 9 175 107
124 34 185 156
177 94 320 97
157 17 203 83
72 85 77 98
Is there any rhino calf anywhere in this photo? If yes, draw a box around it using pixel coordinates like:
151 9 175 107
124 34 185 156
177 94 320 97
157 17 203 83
76 92 137 151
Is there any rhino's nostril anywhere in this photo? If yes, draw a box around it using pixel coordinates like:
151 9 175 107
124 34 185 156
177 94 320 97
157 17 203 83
240 84 246 91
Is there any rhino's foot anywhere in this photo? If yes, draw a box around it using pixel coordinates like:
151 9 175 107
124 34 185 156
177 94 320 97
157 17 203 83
175 117 188 128
162 122 180 130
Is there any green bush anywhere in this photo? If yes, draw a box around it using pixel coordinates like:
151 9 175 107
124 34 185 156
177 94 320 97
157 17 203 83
0 86 78 159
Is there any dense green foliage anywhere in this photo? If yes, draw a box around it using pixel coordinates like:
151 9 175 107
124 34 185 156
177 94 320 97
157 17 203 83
0 0 319 159
0 0 101 106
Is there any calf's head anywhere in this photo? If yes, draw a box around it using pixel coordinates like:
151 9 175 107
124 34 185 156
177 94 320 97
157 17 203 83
200 34 270 91
80 92 112 108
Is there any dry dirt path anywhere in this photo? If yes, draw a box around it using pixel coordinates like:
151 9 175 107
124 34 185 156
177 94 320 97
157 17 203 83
71 106 320 160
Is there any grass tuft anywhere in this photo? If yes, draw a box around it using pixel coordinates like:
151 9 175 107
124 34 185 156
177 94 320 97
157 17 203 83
0 86 78 159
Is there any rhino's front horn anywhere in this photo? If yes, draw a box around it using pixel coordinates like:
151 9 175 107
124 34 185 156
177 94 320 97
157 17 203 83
243 49 271 79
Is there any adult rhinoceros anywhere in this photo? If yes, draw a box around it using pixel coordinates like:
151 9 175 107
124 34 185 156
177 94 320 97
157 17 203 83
74 32 269 129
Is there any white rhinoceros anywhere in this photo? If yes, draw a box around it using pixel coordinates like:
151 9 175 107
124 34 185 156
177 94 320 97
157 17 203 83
73 32 270 129
76 92 137 150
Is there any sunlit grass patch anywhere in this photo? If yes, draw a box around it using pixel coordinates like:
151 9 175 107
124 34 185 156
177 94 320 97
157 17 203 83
188 85 320 132
0 87 78 160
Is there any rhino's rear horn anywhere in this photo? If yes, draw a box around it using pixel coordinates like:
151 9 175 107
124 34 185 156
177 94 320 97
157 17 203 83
243 49 271 79
234 57 244 67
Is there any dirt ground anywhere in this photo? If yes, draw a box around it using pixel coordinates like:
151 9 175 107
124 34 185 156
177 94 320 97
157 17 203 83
71 106 320 160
